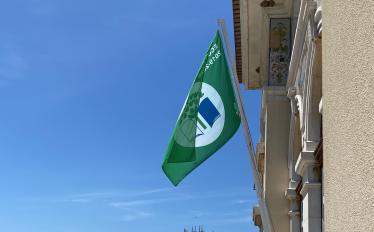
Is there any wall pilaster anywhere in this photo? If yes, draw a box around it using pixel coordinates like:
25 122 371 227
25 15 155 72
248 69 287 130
295 152 321 232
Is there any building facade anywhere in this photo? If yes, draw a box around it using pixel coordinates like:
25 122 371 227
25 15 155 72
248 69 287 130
232 0 374 231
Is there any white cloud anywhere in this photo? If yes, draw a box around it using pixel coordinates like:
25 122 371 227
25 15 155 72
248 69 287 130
65 191 118 203
68 198 92 203
232 199 257 204
133 187 174 196
65 187 173 203
121 211 152 222
109 199 168 208
108 195 193 209
64 187 256 224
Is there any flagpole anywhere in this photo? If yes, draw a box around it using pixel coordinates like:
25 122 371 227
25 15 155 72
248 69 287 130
217 19 274 232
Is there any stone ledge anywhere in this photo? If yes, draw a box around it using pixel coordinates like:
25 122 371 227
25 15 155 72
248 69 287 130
285 188 297 200
300 182 322 197
295 151 316 175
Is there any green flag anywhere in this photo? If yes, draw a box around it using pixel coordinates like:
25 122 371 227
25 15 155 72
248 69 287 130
162 31 241 186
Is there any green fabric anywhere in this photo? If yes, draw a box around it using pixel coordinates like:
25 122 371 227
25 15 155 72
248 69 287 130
162 31 241 186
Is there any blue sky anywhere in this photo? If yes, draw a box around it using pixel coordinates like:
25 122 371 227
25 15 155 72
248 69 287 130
0 1 262 232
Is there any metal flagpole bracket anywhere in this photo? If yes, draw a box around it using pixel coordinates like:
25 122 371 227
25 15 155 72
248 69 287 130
217 19 274 232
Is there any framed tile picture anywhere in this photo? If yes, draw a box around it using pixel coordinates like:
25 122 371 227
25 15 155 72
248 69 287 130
268 18 291 86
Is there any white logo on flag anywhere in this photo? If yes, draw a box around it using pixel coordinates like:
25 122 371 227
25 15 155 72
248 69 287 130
175 83 225 148
195 83 225 147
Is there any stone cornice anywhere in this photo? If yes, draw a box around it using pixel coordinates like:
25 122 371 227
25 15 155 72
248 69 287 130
285 187 297 200
295 151 315 175
300 182 321 197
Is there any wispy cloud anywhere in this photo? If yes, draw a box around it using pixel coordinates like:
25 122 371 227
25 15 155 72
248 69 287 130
65 191 118 203
109 199 168 208
121 211 153 222
70 192 117 198
63 186 255 223
68 198 92 203
65 187 173 203
108 195 194 209
232 199 257 204
132 187 173 196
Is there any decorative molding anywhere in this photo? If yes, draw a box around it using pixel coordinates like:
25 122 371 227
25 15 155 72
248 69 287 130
287 1 322 153
295 151 315 176
302 25 322 152
287 86 298 115
289 179 300 189
287 99 297 180
314 3 322 36
295 94 303 120
304 141 319 152
285 188 297 200
300 182 321 197
286 0 317 88
286 186 301 232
